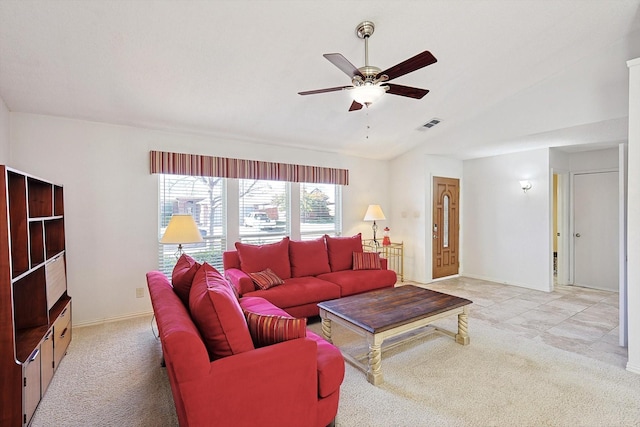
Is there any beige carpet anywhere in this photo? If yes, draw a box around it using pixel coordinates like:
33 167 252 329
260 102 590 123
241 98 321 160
32 314 640 427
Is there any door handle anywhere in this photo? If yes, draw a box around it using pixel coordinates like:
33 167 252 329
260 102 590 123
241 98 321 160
575 233 581 238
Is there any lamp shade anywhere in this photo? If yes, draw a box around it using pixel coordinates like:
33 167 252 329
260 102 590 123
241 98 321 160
363 204 386 221
160 214 203 244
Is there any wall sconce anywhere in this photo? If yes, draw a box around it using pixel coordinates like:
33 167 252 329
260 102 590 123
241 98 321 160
519 180 532 193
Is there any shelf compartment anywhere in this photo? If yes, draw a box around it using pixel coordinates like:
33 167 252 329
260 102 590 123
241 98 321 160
29 221 45 267
27 178 53 218
54 185 64 216
8 171 28 278
44 219 65 259
13 266 48 362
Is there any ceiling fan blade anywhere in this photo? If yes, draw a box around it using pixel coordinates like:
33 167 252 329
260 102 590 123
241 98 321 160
324 53 364 79
377 50 437 81
298 86 352 96
385 83 430 99
349 100 363 111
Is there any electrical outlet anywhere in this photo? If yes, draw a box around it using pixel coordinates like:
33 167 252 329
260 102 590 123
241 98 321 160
136 287 144 298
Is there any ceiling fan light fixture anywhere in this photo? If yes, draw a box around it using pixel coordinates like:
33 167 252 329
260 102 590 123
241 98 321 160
350 84 385 107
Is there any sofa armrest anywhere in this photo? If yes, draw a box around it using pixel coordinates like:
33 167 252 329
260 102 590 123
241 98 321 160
180 338 319 427
224 267 255 295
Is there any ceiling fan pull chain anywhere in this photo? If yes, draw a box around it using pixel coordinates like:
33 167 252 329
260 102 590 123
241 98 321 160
365 110 370 140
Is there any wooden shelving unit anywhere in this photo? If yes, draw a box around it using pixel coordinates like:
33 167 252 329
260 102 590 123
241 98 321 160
0 166 72 426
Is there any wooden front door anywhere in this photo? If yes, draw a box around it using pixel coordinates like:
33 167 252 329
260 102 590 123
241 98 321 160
433 177 460 279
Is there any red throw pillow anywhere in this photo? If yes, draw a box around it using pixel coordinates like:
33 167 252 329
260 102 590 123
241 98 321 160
325 233 363 272
171 254 201 306
244 310 307 347
235 237 291 279
189 263 254 360
289 237 331 277
248 268 284 290
352 252 382 270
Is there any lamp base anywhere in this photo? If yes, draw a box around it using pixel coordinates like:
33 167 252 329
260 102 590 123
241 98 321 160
174 244 184 259
372 221 380 251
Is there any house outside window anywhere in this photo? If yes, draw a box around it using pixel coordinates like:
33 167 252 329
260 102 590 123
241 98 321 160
300 182 341 240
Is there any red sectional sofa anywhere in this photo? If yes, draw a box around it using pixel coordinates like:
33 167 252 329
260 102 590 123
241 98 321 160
147 259 345 427
223 234 398 318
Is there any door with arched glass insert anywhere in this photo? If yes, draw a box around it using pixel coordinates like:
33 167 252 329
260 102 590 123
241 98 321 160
432 177 460 279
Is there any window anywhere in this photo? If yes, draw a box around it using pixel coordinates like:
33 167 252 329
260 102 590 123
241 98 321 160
158 174 343 273
300 182 341 240
239 179 289 245
158 174 226 275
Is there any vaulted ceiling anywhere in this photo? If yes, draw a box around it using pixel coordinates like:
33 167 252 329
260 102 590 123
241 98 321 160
1 1 639 160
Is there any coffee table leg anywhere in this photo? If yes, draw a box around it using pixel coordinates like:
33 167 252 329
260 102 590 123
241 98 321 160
367 335 383 385
455 306 470 345
321 318 333 344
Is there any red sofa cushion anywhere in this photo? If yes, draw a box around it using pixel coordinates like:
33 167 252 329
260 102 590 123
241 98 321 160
317 269 397 297
171 254 201 306
189 263 254 360
352 252 381 270
240 297 345 398
289 237 331 277
325 233 363 272
248 268 284 290
244 310 307 347
243 276 341 310
235 237 292 279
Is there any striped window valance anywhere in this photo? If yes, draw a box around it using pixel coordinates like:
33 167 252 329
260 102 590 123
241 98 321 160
150 151 349 185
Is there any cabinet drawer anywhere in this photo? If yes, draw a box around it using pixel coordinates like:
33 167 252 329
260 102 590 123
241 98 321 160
45 254 66 310
53 303 71 369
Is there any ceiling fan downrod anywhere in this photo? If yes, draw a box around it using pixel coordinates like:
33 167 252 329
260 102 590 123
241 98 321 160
355 21 383 83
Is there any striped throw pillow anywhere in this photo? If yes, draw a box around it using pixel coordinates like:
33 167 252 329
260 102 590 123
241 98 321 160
352 252 382 270
248 268 284 290
244 311 307 347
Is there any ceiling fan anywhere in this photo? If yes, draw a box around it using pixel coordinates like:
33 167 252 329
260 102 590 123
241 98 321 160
298 21 437 112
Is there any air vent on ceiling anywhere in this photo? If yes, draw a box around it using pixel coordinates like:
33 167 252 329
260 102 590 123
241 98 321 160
418 118 442 130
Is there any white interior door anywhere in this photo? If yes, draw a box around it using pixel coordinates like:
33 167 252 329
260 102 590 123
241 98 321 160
573 171 619 291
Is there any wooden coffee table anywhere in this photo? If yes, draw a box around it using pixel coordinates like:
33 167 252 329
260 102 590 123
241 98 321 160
317 285 472 385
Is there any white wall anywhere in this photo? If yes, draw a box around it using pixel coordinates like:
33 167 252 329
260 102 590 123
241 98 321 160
626 57 640 374
389 151 462 282
9 113 388 325
0 96 9 164
569 148 619 171
462 148 551 291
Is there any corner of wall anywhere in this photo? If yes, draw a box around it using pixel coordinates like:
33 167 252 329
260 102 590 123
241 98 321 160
0 96 10 164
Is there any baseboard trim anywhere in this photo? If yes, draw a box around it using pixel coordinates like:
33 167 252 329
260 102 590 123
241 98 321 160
463 273 552 292
626 361 640 375
74 310 154 329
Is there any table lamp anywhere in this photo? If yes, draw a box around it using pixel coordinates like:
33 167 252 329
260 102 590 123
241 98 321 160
160 214 203 258
363 204 386 247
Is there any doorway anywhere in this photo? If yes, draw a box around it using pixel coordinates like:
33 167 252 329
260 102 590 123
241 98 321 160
432 177 460 279
572 171 619 291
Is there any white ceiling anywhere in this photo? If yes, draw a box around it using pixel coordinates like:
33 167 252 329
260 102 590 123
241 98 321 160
1 1 639 160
